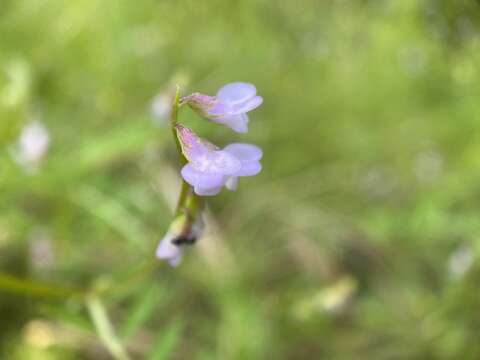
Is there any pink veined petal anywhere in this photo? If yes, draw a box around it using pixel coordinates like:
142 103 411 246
236 160 262 177
216 82 257 104
156 236 182 267
223 143 263 162
194 185 223 196
184 93 217 111
229 96 263 115
176 125 218 162
181 164 226 188
223 113 249 133
225 177 238 191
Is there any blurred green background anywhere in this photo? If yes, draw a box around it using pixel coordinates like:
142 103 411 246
1 0 480 359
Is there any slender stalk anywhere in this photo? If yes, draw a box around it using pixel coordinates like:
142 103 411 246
86 294 131 360
98 259 163 297
170 85 186 166
170 85 203 217
0 272 85 299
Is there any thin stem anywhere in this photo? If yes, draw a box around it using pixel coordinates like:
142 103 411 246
170 85 186 166
86 294 131 360
170 85 203 217
0 272 86 299
98 259 163 297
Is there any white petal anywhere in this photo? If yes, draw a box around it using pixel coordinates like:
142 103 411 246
225 177 238 191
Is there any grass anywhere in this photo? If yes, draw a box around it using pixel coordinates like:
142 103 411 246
1 0 480 359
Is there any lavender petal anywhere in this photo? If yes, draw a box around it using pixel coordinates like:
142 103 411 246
194 185 223 196
223 113 249 133
190 150 242 175
236 160 262 177
216 82 257 104
181 164 226 188
229 95 263 115
223 143 263 162
156 236 182 267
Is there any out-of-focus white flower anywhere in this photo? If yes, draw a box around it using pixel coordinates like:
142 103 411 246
448 244 474 280
151 91 174 126
398 46 428 77
23 320 57 349
293 275 358 320
28 228 55 273
414 149 444 184
11 120 50 172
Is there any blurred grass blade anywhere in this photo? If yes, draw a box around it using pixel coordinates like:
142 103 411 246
0 272 85 299
52 121 161 180
86 294 131 360
40 304 94 333
1 121 162 193
120 283 164 339
147 320 183 360
70 185 149 249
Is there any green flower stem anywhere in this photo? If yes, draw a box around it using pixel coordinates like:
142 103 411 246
0 259 163 300
0 271 86 299
0 84 205 360
170 85 203 220
86 294 132 360
98 259 163 297
170 85 186 166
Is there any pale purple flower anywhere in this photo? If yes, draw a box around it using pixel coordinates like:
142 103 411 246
176 125 262 196
156 214 204 266
155 233 183 267
182 82 263 133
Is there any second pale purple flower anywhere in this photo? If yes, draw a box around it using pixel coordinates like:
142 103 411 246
182 82 263 133
176 125 262 196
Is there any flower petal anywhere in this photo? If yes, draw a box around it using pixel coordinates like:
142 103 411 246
181 164 226 188
207 101 231 116
229 96 263 115
156 236 182 267
191 150 242 175
221 113 249 133
225 177 238 191
236 160 262 177
175 124 218 162
223 143 263 162
194 185 223 196
216 82 257 104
